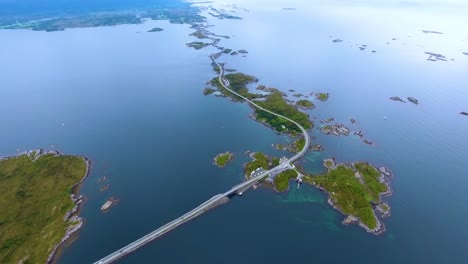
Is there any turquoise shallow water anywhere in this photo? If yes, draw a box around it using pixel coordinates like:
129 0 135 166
1 1 468 263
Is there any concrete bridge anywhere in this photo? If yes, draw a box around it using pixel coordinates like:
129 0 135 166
93 55 310 264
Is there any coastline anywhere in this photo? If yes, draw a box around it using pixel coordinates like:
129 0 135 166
305 159 393 235
0 148 90 264
47 152 90 264
213 152 234 168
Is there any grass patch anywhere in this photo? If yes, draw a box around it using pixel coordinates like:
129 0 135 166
0 153 87 263
214 152 233 167
203 87 216 95
211 71 313 133
305 162 387 230
296 99 315 109
274 169 297 192
316 92 329 101
186 41 210 49
293 138 306 152
256 91 313 132
325 160 333 168
244 153 270 178
210 73 263 101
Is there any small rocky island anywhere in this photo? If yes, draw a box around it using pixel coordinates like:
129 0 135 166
0 149 89 263
390 96 405 103
186 41 210 49
148 27 163 32
422 30 443 34
273 137 307 153
214 152 234 167
407 97 419 104
304 158 392 235
101 197 119 212
316 92 329 101
296 99 315 110
320 123 350 136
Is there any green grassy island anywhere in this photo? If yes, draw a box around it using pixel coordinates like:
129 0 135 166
255 91 313 132
293 138 306 152
210 73 263 101
296 99 315 109
244 152 279 179
316 92 329 101
0 150 89 263
213 152 234 167
186 41 210 49
274 169 298 192
272 137 306 153
304 161 391 234
209 71 313 133
203 87 216 95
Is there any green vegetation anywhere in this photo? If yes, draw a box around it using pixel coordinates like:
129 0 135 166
244 152 270 178
211 63 221 74
0 6 205 31
186 41 210 49
32 14 142 31
354 163 388 201
380 203 389 212
296 99 315 109
224 73 258 90
305 162 388 230
190 30 207 39
272 157 280 167
274 169 297 192
293 138 306 152
0 152 87 263
214 152 234 167
316 92 329 101
272 144 285 150
256 91 313 132
324 159 334 168
203 88 216 95
210 73 264 101
148 27 164 32
222 48 233 54
211 71 313 134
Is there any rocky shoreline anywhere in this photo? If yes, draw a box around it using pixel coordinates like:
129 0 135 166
309 158 393 235
45 150 90 264
1 149 90 264
319 122 350 136
213 152 234 168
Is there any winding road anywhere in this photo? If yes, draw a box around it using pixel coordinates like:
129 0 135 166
212 55 310 161
92 55 311 264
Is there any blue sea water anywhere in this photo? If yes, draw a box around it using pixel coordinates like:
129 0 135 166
0 0 467 263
